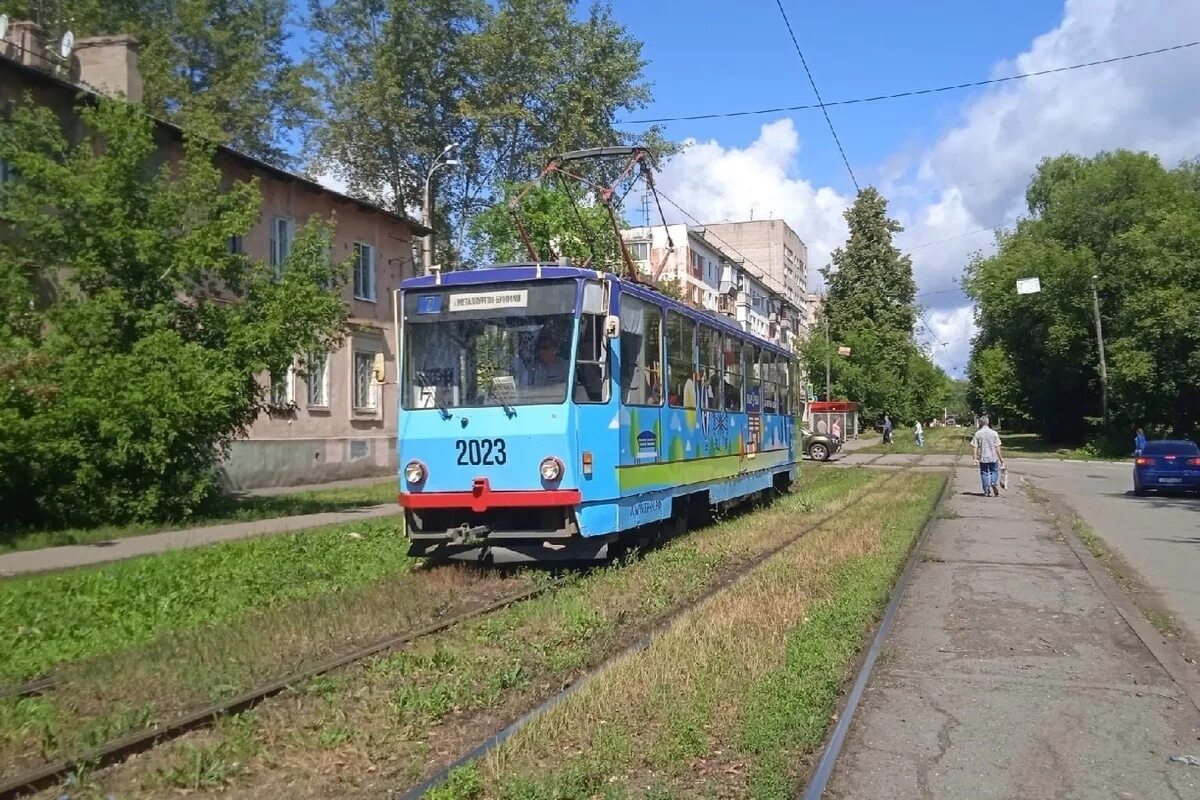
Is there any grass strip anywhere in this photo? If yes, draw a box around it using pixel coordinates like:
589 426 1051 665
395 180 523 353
77 468 879 798
857 426 969 455
0 480 398 554
455 471 944 799
0 516 412 684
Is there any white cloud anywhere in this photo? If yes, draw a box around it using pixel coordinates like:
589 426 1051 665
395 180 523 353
654 119 851 289
645 0 1200 381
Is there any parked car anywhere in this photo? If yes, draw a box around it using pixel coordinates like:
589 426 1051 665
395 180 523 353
802 428 842 462
1133 439 1200 496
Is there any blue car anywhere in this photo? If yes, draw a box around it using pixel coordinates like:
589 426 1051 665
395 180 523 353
1133 439 1200 496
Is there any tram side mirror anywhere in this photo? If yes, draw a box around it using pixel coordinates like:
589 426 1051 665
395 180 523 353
604 314 620 338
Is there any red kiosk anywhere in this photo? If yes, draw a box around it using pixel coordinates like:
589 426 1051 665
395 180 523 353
808 401 860 440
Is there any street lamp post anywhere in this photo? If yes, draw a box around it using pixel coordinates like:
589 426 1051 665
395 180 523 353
1091 274 1109 428
824 312 831 402
422 143 460 275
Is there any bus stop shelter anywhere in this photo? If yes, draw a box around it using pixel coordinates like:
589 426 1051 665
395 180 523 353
808 401 860 440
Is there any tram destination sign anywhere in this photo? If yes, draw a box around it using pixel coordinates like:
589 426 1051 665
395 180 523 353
448 289 529 312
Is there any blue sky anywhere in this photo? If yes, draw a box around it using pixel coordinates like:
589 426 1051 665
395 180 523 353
613 0 1063 195
300 1 1200 376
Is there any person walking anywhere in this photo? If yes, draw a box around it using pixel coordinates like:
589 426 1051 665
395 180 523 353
971 415 1004 497
832 418 842 442
882 415 893 445
1134 428 1147 456
914 419 924 447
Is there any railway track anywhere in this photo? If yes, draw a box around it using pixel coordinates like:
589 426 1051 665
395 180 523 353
0 575 568 800
401 451 956 798
0 456 955 799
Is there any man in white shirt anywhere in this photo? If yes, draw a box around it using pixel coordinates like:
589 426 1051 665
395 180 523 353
971 415 1005 497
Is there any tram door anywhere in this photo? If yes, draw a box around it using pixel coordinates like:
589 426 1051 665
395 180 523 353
617 293 663 466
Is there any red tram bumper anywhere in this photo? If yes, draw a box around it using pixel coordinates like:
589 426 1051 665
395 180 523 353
398 478 581 514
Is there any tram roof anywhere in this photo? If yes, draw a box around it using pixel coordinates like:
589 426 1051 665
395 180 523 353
399 264 794 357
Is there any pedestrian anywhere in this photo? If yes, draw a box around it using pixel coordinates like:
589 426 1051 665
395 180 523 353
914 419 924 448
1134 427 1147 456
882 415 893 445
832 418 842 442
971 415 1005 497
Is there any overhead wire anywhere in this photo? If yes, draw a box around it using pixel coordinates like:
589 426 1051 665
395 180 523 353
623 39 1200 125
772 0 859 191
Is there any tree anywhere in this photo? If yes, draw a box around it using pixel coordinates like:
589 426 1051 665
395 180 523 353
306 0 662 266
0 97 348 529
964 150 1200 443
469 183 626 269
805 187 941 422
0 0 314 167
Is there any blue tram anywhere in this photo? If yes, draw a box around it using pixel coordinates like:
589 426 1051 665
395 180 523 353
396 264 802 562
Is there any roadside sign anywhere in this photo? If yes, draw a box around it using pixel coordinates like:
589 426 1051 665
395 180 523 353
837 346 852 356
1016 277 1042 295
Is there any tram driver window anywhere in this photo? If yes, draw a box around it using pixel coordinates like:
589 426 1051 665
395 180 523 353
619 295 663 406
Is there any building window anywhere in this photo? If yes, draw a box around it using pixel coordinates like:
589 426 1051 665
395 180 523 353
270 217 294 277
353 350 378 410
306 351 329 407
353 242 376 301
228 234 244 254
619 294 662 406
629 241 649 264
666 311 697 409
269 364 294 407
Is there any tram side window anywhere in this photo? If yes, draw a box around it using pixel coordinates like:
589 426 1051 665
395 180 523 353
698 325 722 411
575 314 609 403
762 351 777 414
620 295 663 406
745 344 763 413
779 356 791 416
666 311 697 408
722 335 743 412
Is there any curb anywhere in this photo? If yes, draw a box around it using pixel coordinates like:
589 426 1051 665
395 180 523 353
1032 482 1200 715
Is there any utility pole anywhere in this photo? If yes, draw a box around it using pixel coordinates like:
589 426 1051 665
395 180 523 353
824 311 831 402
1090 274 1109 428
422 143 460 275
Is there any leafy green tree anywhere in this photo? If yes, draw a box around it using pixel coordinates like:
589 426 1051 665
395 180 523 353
804 187 942 422
0 98 347 529
964 150 1200 442
0 0 313 167
306 0 662 267
469 183 626 269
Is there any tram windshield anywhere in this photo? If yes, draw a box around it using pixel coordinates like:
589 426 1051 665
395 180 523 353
402 280 579 409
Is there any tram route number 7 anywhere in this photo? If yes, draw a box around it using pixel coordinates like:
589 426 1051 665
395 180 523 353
455 438 508 466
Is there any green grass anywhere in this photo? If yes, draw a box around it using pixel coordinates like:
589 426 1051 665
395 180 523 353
91 468 881 797
463 472 945 799
0 479 398 554
998 433 1126 461
0 517 412 683
858 426 970 455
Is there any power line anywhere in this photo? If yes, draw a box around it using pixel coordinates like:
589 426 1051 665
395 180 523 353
623 39 1200 125
772 0 860 192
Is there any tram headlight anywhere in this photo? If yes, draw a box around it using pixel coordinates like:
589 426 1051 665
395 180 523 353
539 456 564 482
404 460 426 484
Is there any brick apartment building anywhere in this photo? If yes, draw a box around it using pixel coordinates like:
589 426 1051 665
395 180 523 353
1 21 428 490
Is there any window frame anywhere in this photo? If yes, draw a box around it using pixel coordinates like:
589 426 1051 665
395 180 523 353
574 313 611 404
353 241 377 302
306 351 330 409
269 217 294 278
352 349 379 411
269 362 295 408
722 334 744 413
698 324 722 412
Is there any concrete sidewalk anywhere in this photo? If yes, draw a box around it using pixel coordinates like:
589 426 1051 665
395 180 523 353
0 504 402 578
824 463 1200 799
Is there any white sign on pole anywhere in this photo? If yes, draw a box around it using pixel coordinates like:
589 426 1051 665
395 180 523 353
1015 277 1042 295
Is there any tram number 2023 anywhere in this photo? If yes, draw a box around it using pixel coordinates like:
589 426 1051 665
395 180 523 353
455 438 507 466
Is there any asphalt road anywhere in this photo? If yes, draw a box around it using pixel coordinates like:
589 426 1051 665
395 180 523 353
1016 457 1200 641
